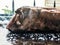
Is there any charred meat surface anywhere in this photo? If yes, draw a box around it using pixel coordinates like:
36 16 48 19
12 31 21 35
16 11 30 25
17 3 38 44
6 6 60 32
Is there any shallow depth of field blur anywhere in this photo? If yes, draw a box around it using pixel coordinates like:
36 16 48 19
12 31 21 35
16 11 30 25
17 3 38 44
0 0 45 45
1 0 60 45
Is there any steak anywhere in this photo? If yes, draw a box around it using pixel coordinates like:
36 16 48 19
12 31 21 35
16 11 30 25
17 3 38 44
6 6 60 32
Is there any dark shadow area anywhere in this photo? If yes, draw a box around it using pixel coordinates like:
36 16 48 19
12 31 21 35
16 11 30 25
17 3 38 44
8 29 60 34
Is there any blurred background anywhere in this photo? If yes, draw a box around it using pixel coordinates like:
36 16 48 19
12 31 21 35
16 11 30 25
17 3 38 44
0 0 60 29
0 0 45 45
0 0 45 28
0 0 60 45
